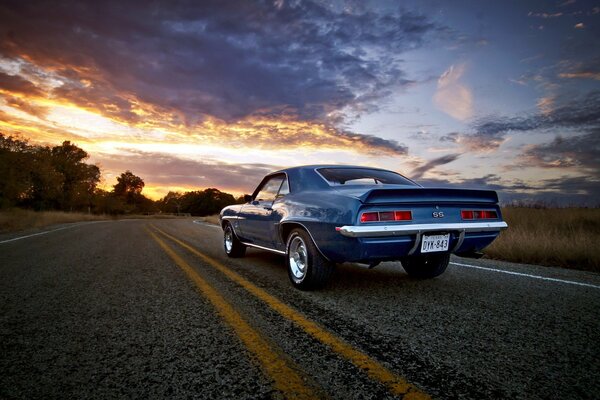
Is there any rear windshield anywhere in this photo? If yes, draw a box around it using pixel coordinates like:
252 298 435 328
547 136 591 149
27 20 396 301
317 168 416 186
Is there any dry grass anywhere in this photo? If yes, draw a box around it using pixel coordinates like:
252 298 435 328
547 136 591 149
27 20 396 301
197 214 221 225
0 209 191 233
485 207 600 272
0 209 110 233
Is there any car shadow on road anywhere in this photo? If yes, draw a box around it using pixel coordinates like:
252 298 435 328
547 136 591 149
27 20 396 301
242 249 442 292
329 262 421 290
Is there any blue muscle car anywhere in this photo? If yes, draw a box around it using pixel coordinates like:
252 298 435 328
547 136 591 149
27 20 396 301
220 165 507 290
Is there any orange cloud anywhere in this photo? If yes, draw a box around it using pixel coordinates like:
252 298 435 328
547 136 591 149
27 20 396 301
0 72 408 156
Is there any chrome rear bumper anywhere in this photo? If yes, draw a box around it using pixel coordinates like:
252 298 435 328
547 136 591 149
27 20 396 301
337 221 508 238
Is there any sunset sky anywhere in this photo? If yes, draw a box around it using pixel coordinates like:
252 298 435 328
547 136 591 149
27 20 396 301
0 0 598 204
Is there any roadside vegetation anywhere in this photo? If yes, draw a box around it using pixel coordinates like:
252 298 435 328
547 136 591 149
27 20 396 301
0 209 109 233
0 133 240 225
485 207 600 272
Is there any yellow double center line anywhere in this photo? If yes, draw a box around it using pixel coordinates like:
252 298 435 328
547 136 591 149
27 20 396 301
149 229 316 399
149 225 430 400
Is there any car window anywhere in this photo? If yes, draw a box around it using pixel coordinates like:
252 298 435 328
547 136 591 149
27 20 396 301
277 177 290 197
255 175 284 202
317 168 417 186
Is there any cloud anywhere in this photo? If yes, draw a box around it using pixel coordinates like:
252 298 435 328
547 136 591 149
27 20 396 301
418 173 600 206
527 12 564 18
0 0 436 155
3 95 49 118
0 72 44 96
558 57 600 81
433 64 473 121
515 131 600 176
176 115 409 155
410 153 461 178
0 0 436 124
91 150 279 196
455 90 600 151
537 175 600 198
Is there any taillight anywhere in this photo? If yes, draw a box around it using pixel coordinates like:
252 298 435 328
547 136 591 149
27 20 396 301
461 210 474 219
461 210 498 220
394 211 412 220
360 211 412 223
360 212 379 223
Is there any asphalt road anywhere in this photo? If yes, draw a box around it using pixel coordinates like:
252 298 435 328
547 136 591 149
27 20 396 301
1 219 599 399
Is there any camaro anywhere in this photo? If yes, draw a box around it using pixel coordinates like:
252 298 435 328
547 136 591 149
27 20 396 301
220 165 507 290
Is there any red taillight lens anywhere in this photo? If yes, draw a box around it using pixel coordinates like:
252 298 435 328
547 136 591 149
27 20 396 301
360 212 379 222
481 210 498 219
461 210 474 220
394 211 412 220
360 210 412 223
462 210 497 220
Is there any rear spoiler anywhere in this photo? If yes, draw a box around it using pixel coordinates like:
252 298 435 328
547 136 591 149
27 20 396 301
359 188 499 204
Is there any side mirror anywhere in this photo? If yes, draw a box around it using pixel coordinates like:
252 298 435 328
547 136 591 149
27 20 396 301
243 194 253 203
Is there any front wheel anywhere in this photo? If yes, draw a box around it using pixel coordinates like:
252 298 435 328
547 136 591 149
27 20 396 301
402 253 449 279
286 229 334 290
223 223 246 258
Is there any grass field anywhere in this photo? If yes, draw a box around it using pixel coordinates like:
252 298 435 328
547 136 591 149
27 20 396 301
485 207 600 272
0 209 187 233
0 209 110 233
197 214 221 225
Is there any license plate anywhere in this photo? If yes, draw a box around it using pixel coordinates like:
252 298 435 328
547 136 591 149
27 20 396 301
421 233 450 253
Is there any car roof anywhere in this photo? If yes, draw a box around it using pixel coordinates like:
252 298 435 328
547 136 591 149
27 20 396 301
272 165 393 174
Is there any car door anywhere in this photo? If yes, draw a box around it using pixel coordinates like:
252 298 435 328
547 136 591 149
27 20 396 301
238 174 285 247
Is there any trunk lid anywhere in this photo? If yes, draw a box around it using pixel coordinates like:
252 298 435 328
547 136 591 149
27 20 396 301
333 185 499 204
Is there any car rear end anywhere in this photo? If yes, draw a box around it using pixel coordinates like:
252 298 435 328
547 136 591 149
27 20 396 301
334 187 507 263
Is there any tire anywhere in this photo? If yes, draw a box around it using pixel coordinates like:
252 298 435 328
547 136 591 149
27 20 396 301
402 253 450 279
286 228 334 290
223 223 246 258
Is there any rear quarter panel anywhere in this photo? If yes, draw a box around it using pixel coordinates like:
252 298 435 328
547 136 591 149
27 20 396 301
277 190 364 262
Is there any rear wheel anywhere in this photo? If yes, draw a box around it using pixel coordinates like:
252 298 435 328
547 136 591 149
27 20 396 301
286 228 334 290
402 253 449 279
223 223 246 258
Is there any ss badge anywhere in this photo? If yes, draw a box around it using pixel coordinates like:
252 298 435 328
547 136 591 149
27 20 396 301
432 211 444 218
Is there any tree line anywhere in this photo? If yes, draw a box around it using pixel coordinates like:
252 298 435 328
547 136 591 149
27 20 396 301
0 134 240 215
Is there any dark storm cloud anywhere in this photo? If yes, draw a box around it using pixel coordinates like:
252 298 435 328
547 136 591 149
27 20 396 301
410 153 461 178
418 174 599 206
456 90 600 151
516 131 600 176
0 0 436 123
538 175 600 198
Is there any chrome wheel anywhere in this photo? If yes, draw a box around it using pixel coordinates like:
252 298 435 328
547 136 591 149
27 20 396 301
224 228 233 253
288 236 308 280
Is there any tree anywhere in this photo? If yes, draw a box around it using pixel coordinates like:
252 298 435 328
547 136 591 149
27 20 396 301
158 191 183 214
113 170 145 204
111 171 157 214
0 134 33 208
159 188 237 216
50 141 100 211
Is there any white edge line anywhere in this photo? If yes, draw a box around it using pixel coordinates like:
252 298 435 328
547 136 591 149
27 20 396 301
0 221 108 244
450 261 600 290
